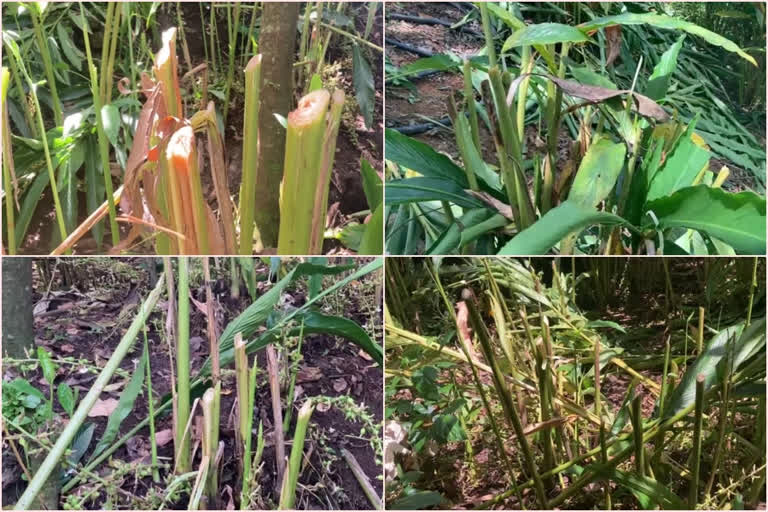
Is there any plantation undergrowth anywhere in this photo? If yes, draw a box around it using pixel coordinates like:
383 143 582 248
385 257 766 509
384 2 766 255
2 257 384 510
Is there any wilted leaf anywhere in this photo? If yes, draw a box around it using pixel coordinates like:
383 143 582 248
88 398 120 417
605 25 621 66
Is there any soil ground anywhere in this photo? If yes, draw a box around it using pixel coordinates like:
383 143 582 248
2 258 383 510
19 2 383 255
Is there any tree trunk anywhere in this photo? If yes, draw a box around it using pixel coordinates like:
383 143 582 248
253 2 300 251
2 258 34 358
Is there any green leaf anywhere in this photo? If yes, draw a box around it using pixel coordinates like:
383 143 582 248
37 347 56 386
431 414 466 443
646 123 709 202
579 13 757 65
88 344 147 462
360 158 382 211
67 423 95 468
592 466 687 510
391 54 461 80
645 34 685 100
412 366 440 401
570 66 617 89
386 178 485 209
644 186 766 255
59 139 84 234
385 129 468 187
568 136 626 208
100 104 121 146
352 45 374 129
498 200 631 255
196 259 383 380
358 205 383 255
485 3 524 30
308 73 323 92
57 382 75 417
84 136 104 248
665 318 765 418
339 223 365 251
586 320 626 333
55 24 84 70
390 490 444 510
7 378 46 403
15 170 50 248
453 113 501 191
502 23 589 52
427 208 506 255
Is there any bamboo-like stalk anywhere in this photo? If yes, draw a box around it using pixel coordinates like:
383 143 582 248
2 45 36 138
143 327 160 483
201 387 217 502
297 2 313 89
202 258 220 499
599 420 611 509
705 335 733 495
13 275 166 510
536 324 555 485
29 5 62 126
234 333 255 508
429 269 523 503
166 126 210 254
155 29 183 118
100 2 121 105
652 336 671 469
278 89 344 254
463 289 548 508
2 67 16 255
80 3 120 249
279 399 315 510
478 3 496 69
283 320 306 433
223 2 242 121
341 448 382 509
689 375 705 508
746 257 758 326
697 306 705 354
462 59 480 151
4 39 68 246
631 394 644 476
267 344 287 487
239 55 263 255
175 257 191 474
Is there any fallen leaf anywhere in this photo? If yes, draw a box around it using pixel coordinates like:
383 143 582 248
297 366 323 383
60 344 75 353
155 429 174 447
358 349 373 361
88 398 120 417
605 25 621 66
332 378 348 392
316 401 331 413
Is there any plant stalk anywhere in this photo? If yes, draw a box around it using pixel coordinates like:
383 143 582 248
176 257 191 473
